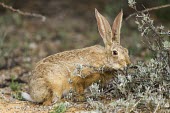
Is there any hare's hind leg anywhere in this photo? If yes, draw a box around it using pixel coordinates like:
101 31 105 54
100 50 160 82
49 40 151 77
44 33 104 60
49 80 63 104
29 77 51 104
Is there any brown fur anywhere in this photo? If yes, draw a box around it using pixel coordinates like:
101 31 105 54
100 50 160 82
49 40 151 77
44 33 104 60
27 9 131 105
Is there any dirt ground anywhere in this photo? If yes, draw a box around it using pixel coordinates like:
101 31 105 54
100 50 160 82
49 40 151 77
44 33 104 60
0 94 86 113
0 84 101 113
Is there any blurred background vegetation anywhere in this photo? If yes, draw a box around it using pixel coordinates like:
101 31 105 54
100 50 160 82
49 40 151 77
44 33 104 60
0 0 169 84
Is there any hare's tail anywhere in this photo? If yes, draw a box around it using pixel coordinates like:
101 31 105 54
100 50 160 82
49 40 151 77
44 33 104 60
21 92 34 102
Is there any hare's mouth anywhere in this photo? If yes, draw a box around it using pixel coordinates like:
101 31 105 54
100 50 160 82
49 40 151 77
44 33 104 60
112 63 127 71
106 62 127 70
111 64 122 70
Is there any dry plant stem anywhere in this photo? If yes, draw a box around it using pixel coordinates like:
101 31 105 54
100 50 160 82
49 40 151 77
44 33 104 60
135 5 164 52
129 99 141 112
168 51 170 67
0 2 46 21
144 20 163 50
143 34 155 52
153 102 160 113
126 4 170 21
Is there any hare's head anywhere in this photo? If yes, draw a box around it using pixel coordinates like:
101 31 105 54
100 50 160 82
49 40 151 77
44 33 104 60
95 9 131 70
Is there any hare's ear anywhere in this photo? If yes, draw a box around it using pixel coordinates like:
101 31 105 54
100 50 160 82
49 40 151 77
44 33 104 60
95 8 112 49
112 10 123 44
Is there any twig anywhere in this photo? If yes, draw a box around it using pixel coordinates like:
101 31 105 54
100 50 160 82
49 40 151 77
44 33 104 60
126 4 170 21
0 2 46 21
153 102 160 113
129 99 141 112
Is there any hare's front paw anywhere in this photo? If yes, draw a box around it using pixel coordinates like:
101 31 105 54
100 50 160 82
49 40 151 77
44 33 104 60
43 96 60 106
52 96 60 104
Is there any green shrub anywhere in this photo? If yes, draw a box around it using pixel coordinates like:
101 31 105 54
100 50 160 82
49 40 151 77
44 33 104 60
86 1 170 112
10 76 23 100
50 102 68 113
107 0 170 112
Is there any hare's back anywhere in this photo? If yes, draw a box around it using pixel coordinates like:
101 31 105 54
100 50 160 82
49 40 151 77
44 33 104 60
38 45 105 64
31 45 105 87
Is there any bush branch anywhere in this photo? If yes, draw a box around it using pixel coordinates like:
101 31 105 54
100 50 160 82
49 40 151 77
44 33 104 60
126 4 170 21
0 2 46 21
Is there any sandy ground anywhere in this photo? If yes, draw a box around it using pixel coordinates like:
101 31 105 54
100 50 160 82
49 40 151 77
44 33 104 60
0 87 92 113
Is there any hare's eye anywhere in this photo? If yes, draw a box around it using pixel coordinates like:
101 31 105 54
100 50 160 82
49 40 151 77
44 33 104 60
112 50 118 55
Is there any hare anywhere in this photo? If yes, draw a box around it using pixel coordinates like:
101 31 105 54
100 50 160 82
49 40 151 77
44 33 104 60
22 9 131 105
